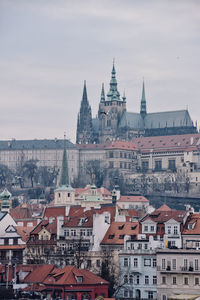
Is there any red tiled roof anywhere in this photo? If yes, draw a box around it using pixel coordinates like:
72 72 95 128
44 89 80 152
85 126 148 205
105 141 137 150
10 204 43 219
118 196 149 203
134 133 200 152
24 264 56 283
101 221 139 245
156 204 172 212
142 208 186 223
43 206 66 219
16 226 34 242
183 214 200 235
44 265 109 286
30 219 57 235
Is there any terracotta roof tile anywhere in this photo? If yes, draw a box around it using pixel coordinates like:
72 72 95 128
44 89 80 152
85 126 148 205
16 226 34 242
101 221 139 245
183 213 200 235
43 206 66 219
24 264 56 283
118 196 149 203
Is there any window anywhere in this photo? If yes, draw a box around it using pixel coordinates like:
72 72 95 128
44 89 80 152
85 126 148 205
195 259 199 271
184 277 189 285
144 243 148 250
195 277 199 285
109 161 114 168
71 230 76 236
67 193 70 197
120 152 123 158
129 290 133 298
120 162 122 168
136 275 140 284
148 291 154 299
134 258 138 267
13 238 18 245
145 275 149 285
64 230 69 237
144 259 151 266
144 225 148 232
124 258 129 267
153 258 157 267
80 229 86 236
167 226 171 234
150 226 154 232
162 276 166 284
168 159 176 171
76 276 83 283
162 259 166 270
172 259 176 270
124 289 128 298
142 160 149 171
162 295 167 300
129 275 133 284
96 260 100 267
109 152 114 158
172 277 177 285
174 226 178 235
4 238 9 245
184 259 188 270
153 276 157 285
87 260 91 268
155 160 162 171
124 275 128 284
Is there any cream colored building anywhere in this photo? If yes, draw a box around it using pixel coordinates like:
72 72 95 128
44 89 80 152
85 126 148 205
0 139 79 182
157 249 200 300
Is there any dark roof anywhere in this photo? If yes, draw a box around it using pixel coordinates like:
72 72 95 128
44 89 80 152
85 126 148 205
145 110 193 129
119 110 193 130
0 139 76 151
119 112 144 129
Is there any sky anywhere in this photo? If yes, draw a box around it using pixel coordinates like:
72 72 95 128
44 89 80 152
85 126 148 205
0 0 200 143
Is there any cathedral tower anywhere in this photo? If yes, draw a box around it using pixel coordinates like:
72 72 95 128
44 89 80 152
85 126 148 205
140 80 147 118
76 81 94 144
98 62 126 143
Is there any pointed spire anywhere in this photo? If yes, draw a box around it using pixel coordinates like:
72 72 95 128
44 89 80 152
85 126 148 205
82 80 88 104
140 79 147 118
122 90 126 102
100 83 105 102
107 60 120 101
60 133 69 186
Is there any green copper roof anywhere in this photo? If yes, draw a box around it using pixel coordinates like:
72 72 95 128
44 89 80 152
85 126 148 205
106 62 121 101
55 185 74 192
0 188 11 200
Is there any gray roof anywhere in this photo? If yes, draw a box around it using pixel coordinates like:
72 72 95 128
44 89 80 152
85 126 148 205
144 110 193 129
92 118 99 133
119 112 144 129
0 212 6 221
119 110 193 130
0 139 76 151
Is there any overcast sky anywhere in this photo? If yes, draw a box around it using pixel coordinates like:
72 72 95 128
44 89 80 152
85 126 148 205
0 0 200 142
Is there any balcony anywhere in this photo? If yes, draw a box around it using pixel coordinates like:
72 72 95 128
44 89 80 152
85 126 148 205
157 266 200 274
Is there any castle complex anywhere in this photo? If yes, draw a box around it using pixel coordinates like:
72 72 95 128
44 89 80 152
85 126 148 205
76 63 197 144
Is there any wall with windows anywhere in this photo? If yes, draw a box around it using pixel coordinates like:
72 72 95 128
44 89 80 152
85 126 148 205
157 249 200 300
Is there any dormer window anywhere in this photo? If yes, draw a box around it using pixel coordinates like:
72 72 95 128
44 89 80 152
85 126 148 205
68 193 70 197
76 276 83 283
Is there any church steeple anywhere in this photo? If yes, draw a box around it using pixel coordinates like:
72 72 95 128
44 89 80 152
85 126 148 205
60 134 69 186
140 80 147 118
100 83 105 102
76 81 94 144
107 61 120 101
82 80 88 104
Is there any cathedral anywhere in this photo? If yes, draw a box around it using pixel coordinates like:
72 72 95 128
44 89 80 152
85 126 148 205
76 63 197 144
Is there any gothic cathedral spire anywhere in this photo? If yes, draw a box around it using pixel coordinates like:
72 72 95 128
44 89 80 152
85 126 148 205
140 80 147 118
76 81 94 144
